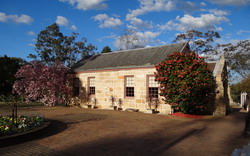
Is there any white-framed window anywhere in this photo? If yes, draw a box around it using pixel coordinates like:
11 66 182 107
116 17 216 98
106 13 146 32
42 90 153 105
147 75 159 98
125 76 134 97
88 77 95 95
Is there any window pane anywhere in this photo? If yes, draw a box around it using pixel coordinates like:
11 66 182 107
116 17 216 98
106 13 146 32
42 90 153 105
125 76 134 97
126 77 134 87
89 78 95 87
126 87 134 97
149 87 158 98
73 78 80 96
89 77 95 95
149 76 158 87
73 78 79 87
89 87 95 95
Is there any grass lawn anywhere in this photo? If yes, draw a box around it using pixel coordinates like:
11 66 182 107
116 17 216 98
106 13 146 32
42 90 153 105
0 101 44 109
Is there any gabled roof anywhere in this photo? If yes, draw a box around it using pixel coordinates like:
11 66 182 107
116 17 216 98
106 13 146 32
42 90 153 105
72 42 189 72
207 61 220 77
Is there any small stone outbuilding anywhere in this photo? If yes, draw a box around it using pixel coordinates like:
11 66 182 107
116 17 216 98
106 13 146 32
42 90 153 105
71 42 229 116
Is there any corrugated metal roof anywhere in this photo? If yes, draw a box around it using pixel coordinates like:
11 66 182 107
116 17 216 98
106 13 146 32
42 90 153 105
72 42 189 72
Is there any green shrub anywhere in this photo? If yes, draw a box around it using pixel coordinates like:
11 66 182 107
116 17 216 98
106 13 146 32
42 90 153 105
155 52 216 114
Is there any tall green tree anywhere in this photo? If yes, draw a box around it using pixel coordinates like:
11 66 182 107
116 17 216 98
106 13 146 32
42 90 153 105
0 55 26 96
173 29 220 55
101 46 112 53
174 30 250 81
230 74 250 103
28 23 97 67
218 39 250 79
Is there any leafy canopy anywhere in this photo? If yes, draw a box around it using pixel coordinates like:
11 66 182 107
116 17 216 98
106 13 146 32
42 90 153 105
101 46 112 53
29 23 96 67
155 52 216 114
13 61 72 106
230 74 250 103
0 55 26 96
174 30 250 81
218 40 250 79
173 29 220 55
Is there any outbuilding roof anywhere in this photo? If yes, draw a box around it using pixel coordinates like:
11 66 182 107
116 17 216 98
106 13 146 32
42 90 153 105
72 42 189 72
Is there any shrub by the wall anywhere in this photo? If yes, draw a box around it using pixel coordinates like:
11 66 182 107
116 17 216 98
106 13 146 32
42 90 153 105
155 52 216 114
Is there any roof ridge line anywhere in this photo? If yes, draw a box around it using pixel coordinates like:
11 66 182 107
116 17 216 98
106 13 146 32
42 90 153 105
100 42 186 56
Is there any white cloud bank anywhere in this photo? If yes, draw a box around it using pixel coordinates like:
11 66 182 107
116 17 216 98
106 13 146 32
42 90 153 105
55 16 77 30
0 12 33 24
207 0 250 6
58 0 107 11
93 14 123 28
56 16 69 26
161 13 229 31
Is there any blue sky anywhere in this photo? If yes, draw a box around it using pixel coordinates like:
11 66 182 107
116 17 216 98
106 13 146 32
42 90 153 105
0 0 250 61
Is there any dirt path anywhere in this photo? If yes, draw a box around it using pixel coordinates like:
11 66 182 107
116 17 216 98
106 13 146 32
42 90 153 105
0 107 248 156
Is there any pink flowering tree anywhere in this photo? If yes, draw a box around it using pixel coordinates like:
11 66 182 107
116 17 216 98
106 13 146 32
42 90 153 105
13 61 73 106
155 52 216 114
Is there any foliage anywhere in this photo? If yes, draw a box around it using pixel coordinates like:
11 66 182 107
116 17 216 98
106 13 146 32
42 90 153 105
28 23 96 67
101 46 112 53
116 29 145 51
13 61 73 106
218 39 250 79
173 29 220 55
0 115 44 136
146 94 159 110
0 55 26 97
109 95 115 106
230 74 250 103
0 94 23 106
155 52 216 114
118 98 123 108
174 30 250 82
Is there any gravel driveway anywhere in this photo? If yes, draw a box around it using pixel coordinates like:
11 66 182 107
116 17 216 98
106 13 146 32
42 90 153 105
0 106 248 156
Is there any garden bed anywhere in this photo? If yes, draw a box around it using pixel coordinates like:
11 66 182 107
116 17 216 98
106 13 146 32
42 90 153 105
0 115 45 137
170 112 204 119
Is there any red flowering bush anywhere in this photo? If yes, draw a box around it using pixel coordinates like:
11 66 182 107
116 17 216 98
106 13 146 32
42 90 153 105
155 52 216 114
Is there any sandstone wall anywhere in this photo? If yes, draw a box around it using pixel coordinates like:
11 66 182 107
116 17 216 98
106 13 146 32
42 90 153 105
76 67 171 114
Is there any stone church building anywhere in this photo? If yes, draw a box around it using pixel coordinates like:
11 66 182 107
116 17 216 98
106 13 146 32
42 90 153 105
71 42 230 116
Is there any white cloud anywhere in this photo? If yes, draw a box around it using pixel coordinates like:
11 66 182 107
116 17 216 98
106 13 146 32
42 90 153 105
70 25 77 30
56 16 69 26
137 31 160 39
93 14 123 28
55 16 78 30
200 2 207 6
209 9 228 16
128 17 153 29
161 13 229 31
237 30 250 35
126 0 175 20
58 0 107 11
27 31 35 36
178 1 205 12
0 12 33 24
207 0 250 6
125 0 175 30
